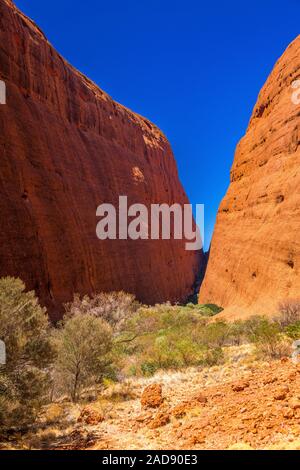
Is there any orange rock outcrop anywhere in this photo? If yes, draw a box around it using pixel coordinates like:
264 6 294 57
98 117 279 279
141 384 164 409
0 0 202 320
200 35 300 318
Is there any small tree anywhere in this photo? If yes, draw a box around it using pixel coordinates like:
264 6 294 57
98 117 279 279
53 314 113 402
0 277 54 430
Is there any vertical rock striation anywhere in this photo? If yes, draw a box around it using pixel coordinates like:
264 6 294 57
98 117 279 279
200 35 300 318
0 0 202 320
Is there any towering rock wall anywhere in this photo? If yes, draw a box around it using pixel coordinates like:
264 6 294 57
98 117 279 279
0 0 202 320
200 35 300 318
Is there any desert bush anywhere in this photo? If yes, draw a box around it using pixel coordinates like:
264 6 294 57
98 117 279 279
117 304 226 375
284 321 300 340
65 291 140 333
240 316 262 337
195 321 230 348
275 300 300 328
243 316 288 359
197 303 224 316
26 430 58 450
140 361 159 376
226 320 247 346
53 313 113 402
244 317 280 343
102 380 137 402
0 277 54 430
255 338 291 360
175 338 204 366
130 303 204 331
200 346 224 366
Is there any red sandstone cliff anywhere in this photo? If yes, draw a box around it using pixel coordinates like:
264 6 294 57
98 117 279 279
200 35 300 319
0 0 202 320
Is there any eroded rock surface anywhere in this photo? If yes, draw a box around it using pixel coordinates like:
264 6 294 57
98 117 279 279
200 35 300 318
0 0 202 320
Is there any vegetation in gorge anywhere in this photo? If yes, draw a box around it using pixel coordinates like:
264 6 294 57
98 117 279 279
1 277 300 436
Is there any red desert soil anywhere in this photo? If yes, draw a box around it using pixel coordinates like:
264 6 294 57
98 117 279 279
9 352 299 451
91 359 300 450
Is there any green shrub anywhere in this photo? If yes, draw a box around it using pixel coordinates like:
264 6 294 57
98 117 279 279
118 303 226 375
198 304 224 316
0 277 54 431
185 303 223 317
243 316 289 359
141 361 159 377
53 313 113 402
284 321 300 340
227 320 247 346
196 321 230 348
200 347 224 367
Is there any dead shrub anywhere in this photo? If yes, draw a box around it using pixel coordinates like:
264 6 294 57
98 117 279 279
276 300 300 327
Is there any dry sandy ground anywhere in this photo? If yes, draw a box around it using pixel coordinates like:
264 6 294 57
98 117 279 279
2 346 300 450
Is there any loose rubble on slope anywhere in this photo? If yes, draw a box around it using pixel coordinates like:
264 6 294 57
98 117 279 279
2 347 300 450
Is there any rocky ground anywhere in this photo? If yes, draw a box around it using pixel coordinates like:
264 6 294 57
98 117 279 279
1 346 300 451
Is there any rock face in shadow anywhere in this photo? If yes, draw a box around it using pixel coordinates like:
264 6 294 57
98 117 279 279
0 0 202 320
200 35 300 319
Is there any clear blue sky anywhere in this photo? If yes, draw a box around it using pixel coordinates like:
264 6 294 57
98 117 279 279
15 0 300 250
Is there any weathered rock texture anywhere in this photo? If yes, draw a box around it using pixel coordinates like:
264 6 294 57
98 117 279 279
200 35 300 318
0 0 202 320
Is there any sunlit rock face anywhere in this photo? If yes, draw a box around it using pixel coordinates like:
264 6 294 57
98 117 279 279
200 36 300 319
0 0 203 320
